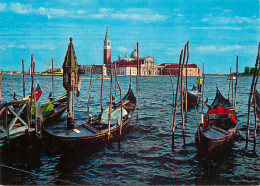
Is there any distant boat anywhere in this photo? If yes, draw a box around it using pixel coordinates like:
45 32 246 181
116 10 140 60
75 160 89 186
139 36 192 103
227 76 236 80
40 68 63 76
97 76 111 79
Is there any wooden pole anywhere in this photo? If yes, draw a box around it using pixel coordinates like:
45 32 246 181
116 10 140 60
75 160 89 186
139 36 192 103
22 59 25 98
114 62 117 103
232 72 234 105
30 55 35 128
0 70 2 103
234 55 238 110
108 61 113 140
115 58 123 137
101 66 104 113
172 49 183 148
246 42 260 147
136 42 139 121
87 64 94 113
228 67 232 101
253 62 260 144
185 41 189 121
181 44 186 145
52 59 54 100
202 63 205 110
169 72 174 107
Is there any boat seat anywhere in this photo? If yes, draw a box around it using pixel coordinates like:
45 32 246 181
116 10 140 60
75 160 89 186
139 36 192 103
207 114 233 130
211 125 230 135
82 123 100 134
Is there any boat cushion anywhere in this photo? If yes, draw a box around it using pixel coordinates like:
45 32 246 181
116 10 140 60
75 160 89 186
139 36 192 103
31 102 54 115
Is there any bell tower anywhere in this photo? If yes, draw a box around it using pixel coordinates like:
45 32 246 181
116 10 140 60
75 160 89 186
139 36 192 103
103 26 111 65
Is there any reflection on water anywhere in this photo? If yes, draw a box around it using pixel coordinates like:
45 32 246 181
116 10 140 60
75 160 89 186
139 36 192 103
0 74 259 185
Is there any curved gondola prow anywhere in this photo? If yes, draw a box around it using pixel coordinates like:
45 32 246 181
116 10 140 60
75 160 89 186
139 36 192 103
211 87 233 109
114 84 137 108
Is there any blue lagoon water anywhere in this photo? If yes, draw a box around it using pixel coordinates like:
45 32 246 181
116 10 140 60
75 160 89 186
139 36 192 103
0 74 259 185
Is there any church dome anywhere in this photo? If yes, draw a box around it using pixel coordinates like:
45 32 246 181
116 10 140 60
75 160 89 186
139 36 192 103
130 47 140 58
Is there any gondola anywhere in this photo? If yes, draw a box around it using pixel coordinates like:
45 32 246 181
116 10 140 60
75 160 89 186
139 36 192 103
31 93 67 126
196 87 237 155
14 82 42 102
43 84 136 143
184 84 200 107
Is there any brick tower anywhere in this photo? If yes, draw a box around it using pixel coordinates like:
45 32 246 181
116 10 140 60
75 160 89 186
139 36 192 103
103 27 111 65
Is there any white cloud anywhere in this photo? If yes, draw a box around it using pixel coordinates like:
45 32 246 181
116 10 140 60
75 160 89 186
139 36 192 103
99 8 113 14
77 9 87 15
197 45 217 52
37 7 67 18
219 45 241 51
89 14 104 19
190 26 242 30
0 46 5 51
112 13 167 22
202 15 256 24
0 3 6 11
177 14 184 17
117 46 127 52
10 2 32 14
196 45 242 52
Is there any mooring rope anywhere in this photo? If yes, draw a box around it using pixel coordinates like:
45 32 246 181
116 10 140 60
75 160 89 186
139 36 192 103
0 163 75 185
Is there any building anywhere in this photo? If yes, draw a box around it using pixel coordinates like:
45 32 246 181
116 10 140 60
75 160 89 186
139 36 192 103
82 27 202 77
160 63 202 76
103 27 111 65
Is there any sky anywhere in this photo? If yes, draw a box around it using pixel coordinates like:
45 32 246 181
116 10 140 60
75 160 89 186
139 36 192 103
0 0 259 74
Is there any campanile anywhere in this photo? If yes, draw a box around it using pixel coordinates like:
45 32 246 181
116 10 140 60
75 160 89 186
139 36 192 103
103 27 111 65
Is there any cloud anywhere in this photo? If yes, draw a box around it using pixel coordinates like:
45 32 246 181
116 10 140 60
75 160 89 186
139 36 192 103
7 3 168 22
197 45 217 52
202 15 256 25
10 2 32 14
190 26 242 30
0 46 5 51
77 9 87 15
99 8 113 14
117 46 128 52
196 45 242 52
0 3 6 11
37 7 67 18
112 13 167 22
89 14 104 19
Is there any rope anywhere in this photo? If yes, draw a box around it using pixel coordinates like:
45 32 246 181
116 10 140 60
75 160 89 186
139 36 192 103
0 163 75 185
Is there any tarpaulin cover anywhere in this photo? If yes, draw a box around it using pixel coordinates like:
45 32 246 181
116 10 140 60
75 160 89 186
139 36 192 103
31 102 54 115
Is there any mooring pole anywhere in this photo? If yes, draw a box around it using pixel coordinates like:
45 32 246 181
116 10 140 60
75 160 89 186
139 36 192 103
234 55 238 110
115 58 123 138
87 64 94 113
253 62 260 147
169 71 174 107
62 37 79 129
0 70 2 103
108 61 113 141
22 59 25 98
172 49 183 148
202 62 205 110
136 42 139 121
185 41 189 121
232 72 234 106
30 55 34 128
228 67 232 101
101 66 104 113
181 44 186 145
52 59 54 100
246 42 260 147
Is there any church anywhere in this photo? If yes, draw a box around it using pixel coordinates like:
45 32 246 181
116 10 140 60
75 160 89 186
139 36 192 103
83 27 202 77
